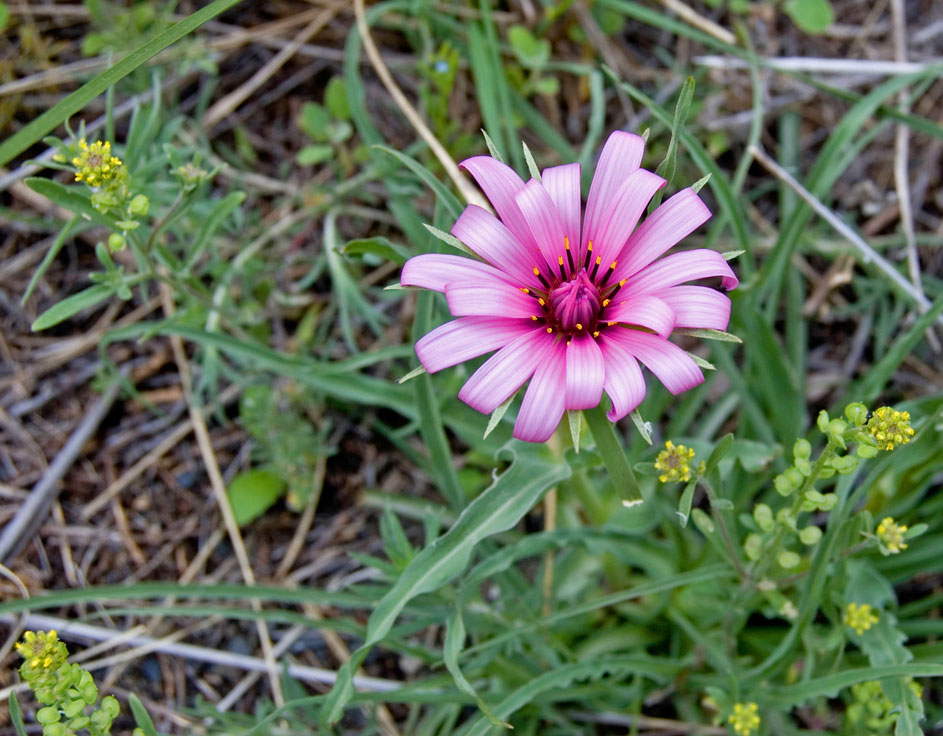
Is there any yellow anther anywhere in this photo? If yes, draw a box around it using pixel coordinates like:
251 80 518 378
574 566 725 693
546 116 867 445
595 256 601 266
521 287 530 293
558 256 564 266
610 260 617 269
602 299 610 307
592 330 600 338
587 240 593 252
564 236 570 250
546 327 553 333
575 323 583 330
531 315 538 321
533 266 540 275
538 298 545 306
619 279 626 287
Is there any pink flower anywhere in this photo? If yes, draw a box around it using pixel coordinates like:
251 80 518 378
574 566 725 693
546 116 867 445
401 131 738 443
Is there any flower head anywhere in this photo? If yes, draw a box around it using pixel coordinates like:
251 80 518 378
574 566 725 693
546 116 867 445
866 407 914 451
728 702 760 736
402 132 738 441
843 602 879 635
655 440 697 483
72 139 125 188
876 516 908 553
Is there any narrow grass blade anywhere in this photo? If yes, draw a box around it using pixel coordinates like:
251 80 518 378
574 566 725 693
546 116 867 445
584 405 643 505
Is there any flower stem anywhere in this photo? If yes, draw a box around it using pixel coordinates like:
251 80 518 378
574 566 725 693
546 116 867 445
583 406 643 506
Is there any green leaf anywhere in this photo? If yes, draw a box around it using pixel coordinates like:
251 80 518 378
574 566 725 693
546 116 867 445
325 76 351 120
444 609 511 728
673 327 743 343
343 236 410 265
704 433 734 475
584 405 643 505
651 76 695 210
227 469 286 526
128 694 158 736
297 144 334 166
484 395 514 439
9 693 28 736
507 25 549 68
298 102 330 140
25 178 117 228
379 504 414 568
0 0 242 168
676 478 697 527
629 408 653 445
423 223 477 257
522 140 540 181
32 284 115 331
784 0 834 34
397 365 426 384
567 409 582 453
321 442 570 726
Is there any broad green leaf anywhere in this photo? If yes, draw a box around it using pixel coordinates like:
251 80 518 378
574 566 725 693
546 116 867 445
32 284 115 331
227 470 286 526
784 0 834 34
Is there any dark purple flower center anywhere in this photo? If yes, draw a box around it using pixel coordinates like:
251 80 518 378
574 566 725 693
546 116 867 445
549 270 600 332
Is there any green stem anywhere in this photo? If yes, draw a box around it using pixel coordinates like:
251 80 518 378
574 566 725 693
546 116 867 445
583 405 643 506
700 477 747 579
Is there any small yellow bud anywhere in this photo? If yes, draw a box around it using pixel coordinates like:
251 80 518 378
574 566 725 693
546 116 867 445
728 702 760 736
843 602 878 635
876 517 908 553
654 440 697 484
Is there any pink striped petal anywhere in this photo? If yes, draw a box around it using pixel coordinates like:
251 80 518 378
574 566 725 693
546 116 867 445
657 286 731 330
460 156 536 253
624 249 739 294
451 205 541 288
598 334 647 421
445 280 540 319
605 329 703 394
415 316 535 373
565 334 605 409
514 342 566 442
603 294 676 338
542 163 582 263
590 169 665 270
581 131 645 253
515 179 568 276
401 253 511 293
613 188 712 282
458 330 553 414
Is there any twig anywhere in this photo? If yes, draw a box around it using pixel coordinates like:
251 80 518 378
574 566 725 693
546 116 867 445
353 0 489 211
0 378 122 563
658 0 736 45
749 144 940 322
694 55 942 75
202 6 340 130
0 613 409 694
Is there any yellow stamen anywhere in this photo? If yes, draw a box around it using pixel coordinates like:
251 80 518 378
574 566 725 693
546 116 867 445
592 330 600 337
595 256 601 266
531 315 538 321
538 298 545 306
521 287 530 293
546 327 553 333
587 240 593 252
602 299 610 307
564 236 570 250
558 256 564 266
533 266 540 275
575 323 583 330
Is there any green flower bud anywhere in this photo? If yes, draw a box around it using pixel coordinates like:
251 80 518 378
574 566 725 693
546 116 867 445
793 438 812 459
844 402 868 426
108 232 125 251
830 455 859 474
856 441 878 459
744 533 763 560
799 526 822 545
778 550 801 568
817 410 830 432
36 706 61 725
753 503 774 532
774 473 793 496
776 508 797 528
828 418 847 435
129 193 150 216
818 493 838 511
795 457 812 476
691 508 715 535
785 467 803 488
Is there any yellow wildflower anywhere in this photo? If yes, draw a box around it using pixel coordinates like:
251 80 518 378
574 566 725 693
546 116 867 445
866 407 914 451
843 602 878 635
72 139 125 187
655 440 696 483
876 517 908 554
728 702 760 736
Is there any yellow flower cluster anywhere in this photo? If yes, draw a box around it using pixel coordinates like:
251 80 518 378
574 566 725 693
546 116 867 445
72 139 125 187
843 602 879 635
655 440 696 483
15 629 67 679
728 702 760 736
866 407 914 451
877 517 908 554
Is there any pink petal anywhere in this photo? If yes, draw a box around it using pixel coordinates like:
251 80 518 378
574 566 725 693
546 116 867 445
590 169 665 271
515 179 568 277
604 329 703 395
401 253 512 293
603 294 676 338
657 286 731 330
613 188 712 282
416 316 535 373
581 131 644 254
623 249 739 294
542 163 582 263
460 156 536 254
451 205 541 288
598 335 647 421
445 280 540 319
513 342 566 442
565 334 605 409
458 329 553 414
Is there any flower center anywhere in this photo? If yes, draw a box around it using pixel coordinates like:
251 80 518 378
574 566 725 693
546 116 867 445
549 270 600 333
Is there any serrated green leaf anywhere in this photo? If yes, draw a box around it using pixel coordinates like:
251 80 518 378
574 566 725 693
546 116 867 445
227 469 286 526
